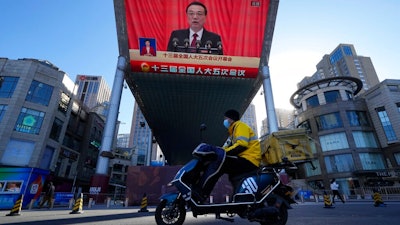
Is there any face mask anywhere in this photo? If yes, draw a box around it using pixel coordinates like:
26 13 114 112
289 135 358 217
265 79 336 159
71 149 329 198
223 119 231 129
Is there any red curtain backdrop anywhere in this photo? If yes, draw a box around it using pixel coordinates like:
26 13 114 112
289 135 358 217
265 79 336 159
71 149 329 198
125 0 270 57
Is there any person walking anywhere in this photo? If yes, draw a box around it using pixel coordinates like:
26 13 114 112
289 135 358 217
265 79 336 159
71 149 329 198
330 179 345 203
39 182 55 209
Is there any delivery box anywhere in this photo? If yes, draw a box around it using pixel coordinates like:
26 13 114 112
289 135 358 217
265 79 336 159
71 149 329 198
260 128 313 165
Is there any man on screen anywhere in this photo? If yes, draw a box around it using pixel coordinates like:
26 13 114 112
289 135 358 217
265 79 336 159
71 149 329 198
167 1 223 55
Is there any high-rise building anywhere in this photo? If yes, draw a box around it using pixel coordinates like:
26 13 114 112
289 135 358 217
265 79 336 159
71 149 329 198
298 44 380 94
241 103 258 136
259 108 295 137
75 75 111 111
129 102 157 166
117 133 130 148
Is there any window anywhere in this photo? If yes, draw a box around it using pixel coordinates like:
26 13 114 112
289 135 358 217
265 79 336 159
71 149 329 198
50 117 64 141
324 154 355 173
359 153 385 170
39 146 54 170
343 45 353 56
316 112 343 131
397 103 400 113
345 90 353 100
58 92 70 114
388 85 399 92
25 80 54 106
352 131 378 148
376 107 397 142
306 95 319 108
324 90 340 103
0 139 35 166
305 159 321 177
0 104 7 122
346 111 370 126
0 76 19 98
319 132 349 151
14 107 45 134
297 120 311 133
394 153 400 166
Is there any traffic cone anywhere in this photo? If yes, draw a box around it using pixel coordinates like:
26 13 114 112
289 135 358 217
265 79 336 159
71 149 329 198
138 193 149 212
6 194 24 216
70 193 84 214
372 189 386 207
323 191 334 208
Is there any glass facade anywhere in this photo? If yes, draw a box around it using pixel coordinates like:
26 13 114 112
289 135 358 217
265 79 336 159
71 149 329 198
306 95 319 108
316 112 343 131
324 90 340 103
50 117 64 141
359 153 385 170
324 154 355 173
352 131 378 148
0 104 7 122
346 111 369 126
25 80 54 106
376 107 397 142
319 132 349 151
0 76 19 98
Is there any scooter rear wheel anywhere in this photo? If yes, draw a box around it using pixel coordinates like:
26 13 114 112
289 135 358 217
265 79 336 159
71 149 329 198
260 204 288 225
155 199 186 225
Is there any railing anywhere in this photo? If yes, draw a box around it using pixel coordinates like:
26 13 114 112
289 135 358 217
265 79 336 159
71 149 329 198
296 186 400 203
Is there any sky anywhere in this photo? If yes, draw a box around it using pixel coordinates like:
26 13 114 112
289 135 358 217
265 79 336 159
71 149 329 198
1 0 399 135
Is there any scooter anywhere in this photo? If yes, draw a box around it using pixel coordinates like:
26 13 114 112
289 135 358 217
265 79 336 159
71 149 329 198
155 143 297 225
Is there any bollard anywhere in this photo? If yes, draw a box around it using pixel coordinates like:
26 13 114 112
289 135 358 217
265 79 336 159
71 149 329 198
106 197 111 208
28 199 35 210
124 197 129 208
50 198 55 209
225 195 230 203
88 198 93 208
138 193 149 212
6 194 24 216
70 193 84 214
372 189 386 207
323 191 334 208
209 195 213 204
69 198 74 209
314 194 319 203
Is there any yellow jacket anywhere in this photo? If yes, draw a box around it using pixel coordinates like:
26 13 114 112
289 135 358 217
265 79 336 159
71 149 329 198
223 121 261 167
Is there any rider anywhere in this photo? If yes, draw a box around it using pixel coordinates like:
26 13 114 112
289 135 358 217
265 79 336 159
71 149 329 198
196 109 262 202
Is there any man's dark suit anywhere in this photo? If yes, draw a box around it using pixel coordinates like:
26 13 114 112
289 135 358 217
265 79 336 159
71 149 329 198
167 29 223 55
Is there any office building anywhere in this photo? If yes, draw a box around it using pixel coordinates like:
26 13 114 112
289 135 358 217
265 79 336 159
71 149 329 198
361 79 400 171
75 75 111 111
291 44 400 195
0 58 74 171
298 44 380 94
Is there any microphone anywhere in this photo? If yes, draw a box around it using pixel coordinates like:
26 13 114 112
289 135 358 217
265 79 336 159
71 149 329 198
217 41 222 50
195 40 201 49
206 40 212 49
172 38 179 48
183 38 189 48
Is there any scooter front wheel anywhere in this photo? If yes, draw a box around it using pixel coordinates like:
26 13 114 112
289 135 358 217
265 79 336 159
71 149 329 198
155 199 186 225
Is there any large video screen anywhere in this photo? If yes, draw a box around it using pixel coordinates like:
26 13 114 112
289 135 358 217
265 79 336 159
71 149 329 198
125 0 270 78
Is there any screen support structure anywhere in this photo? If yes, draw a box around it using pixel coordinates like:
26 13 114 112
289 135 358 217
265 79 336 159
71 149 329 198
262 65 278 133
96 55 127 175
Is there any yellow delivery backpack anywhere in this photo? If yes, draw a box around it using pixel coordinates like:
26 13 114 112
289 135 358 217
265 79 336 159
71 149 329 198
260 128 313 165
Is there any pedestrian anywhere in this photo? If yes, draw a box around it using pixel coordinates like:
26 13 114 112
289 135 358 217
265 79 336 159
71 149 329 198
39 182 55 209
330 179 345 203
